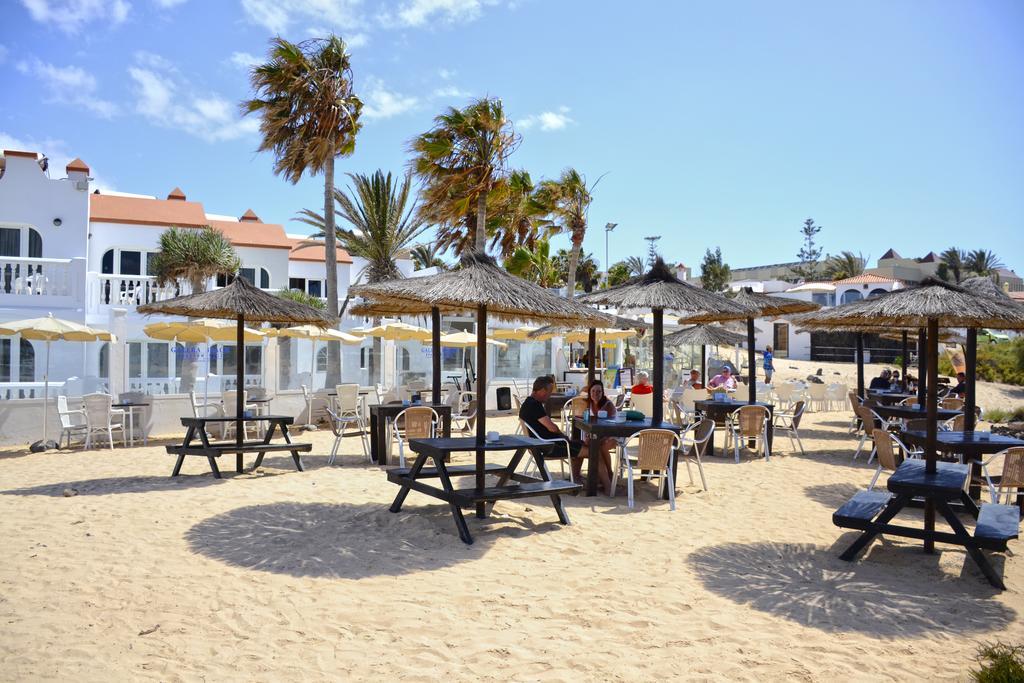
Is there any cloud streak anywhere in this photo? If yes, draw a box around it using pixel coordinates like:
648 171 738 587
20 0 130 34
17 58 119 118
517 106 574 132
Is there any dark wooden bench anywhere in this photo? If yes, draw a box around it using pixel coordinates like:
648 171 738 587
974 503 1020 551
833 490 893 530
168 415 311 478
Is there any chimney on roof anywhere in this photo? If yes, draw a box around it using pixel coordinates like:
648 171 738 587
239 208 261 223
66 157 90 190
167 187 186 201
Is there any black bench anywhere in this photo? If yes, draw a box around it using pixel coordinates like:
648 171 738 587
833 490 893 530
974 503 1020 551
168 415 311 478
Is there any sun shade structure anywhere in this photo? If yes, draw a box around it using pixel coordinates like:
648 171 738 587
793 277 1024 552
0 314 115 452
729 287 820 404
664 324 749 389
439 330 507 349
528 314 649 344
491 325 539 340
577 259 749 423
138 277 333 448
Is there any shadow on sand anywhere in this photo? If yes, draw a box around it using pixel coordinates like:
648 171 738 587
688 539 1015 636
185 501 562 579
1 474 224 496
803 482 863 509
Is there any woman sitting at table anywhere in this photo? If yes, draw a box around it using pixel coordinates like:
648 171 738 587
582 380 616 495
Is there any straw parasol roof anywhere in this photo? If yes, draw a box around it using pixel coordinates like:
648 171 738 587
577 259 748 322
664 324 747 348
792 278 1024 331
730 287 820 317
138 276 333 326
960 276 1023 306
350 251 612 327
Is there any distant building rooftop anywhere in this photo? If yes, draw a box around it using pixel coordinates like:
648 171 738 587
834 273 902 285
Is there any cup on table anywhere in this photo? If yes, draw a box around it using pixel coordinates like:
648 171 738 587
486 430 500 442
402 399 410 407
979 431 990 441
615 413 627 423
597 410 608 419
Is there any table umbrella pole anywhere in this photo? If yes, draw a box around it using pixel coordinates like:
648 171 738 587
431 307 441 405
652 308 664 424
700 344 706 388
924 317 939 552
587 328 596 388
901 331 908 392
965 328 977 432
307 339 316 429
855 333 865 399
475 304 487 520
747 317 756 405
33 339 52 452
236 315 245 449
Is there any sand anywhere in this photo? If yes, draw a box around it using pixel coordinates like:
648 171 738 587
1 398 1023 680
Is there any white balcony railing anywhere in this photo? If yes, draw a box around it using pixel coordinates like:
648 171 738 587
0 256 82 299
88 274 192 311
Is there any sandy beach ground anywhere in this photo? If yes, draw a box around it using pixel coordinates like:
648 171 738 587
1 383 1023 681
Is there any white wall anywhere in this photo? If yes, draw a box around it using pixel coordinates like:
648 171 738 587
235 245 290 290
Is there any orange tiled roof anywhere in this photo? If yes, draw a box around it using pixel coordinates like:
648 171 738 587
66 158 90 173
287 237 353 264
90 193 208 227
1009 291 1024 301
833 273 902 285
208 219 292 250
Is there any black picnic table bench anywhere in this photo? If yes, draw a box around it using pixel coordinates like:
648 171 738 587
833 459 1019 589
166 415 311 478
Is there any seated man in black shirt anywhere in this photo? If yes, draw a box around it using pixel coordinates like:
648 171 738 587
519 375 584 479
950 371 968 397
868 369 892 391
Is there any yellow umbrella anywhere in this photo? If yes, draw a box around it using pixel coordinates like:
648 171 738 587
0 314 115 451
269 325 363 428
351 321 431 341
563 328 637 343
491 325 538 340
439 330 508 349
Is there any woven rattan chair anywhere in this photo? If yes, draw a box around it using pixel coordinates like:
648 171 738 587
392 406 439 468
561 395 589 433
853 403 895 461
679 418 713 491
614 428 680 510
847 391 863 434
975 447 1024 505
868 429 922 490
773 400 806 455
941 397 965 411
727 405 770 463
899 396 919 407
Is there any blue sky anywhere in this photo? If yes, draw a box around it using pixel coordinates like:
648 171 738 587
2 0 1022 275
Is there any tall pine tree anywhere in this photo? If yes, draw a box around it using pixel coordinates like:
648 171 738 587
790 218 823 281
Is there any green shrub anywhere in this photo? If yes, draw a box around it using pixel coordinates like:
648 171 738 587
985 408 1010 424
938 338 1024 386
970 642 1024 683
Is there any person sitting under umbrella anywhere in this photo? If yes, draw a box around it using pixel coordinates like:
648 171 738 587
631 370 654 395
950 371 968 397
708 366 737 391
869 368 892 390
519 376 601 488
680 368 703 391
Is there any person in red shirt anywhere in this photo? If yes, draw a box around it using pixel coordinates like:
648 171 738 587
631 370 654 395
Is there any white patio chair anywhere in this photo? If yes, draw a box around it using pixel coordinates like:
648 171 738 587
56 395 88 449
392 406 439 468
678 418 713 491
222 390 259 440
772 400 807 455
82 393 126 450
772 382 795 410
806 383 829 412
629 391 654 417
327 384 369 465
520 419 574 482
451 394 478 434
613 428 680 510
727 404 770 463
824 383 847 412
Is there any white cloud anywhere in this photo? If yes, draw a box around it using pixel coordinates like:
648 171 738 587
20 0 130 34
127 55 259 142
0 130 115 191
240 0 363 34
361 77 418 120
345 32 369 47
432 85 468 99
153 0 186 6
20 58 119 118
438 68 455 80
229 51 262 70
517 106 574 132
387 0 491 27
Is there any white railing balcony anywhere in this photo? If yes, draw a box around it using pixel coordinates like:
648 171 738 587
0 256 85 308
87 273 192 313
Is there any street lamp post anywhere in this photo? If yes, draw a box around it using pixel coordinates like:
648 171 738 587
604 222 618 285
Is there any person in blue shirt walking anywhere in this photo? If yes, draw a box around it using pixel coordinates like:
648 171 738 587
763 345 775 384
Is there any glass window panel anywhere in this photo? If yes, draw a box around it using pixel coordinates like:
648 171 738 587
238 268 255 285
260 268 270 289
28 229 42 258
0 228 20 257
98 343 109 379
0 339 10 382
245 345 261 375
146 252 158 276
19 339 34 382
289 277 305 291
316 346 328 372
128 342 142 378
147 342 169 377
120 250 142 275
101 249 114 274
307 280 322 298
221 345 237 377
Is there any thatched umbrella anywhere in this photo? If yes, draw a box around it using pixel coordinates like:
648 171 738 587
792 277 1024 551
664 324 747 386
527 315 648 379
139 277 333 449
729 287 820 403
577 259 749 423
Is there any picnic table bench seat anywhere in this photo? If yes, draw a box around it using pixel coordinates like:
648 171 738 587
833 490 894 530
169 415 310 478
451 480 580 504
974 503 1021 551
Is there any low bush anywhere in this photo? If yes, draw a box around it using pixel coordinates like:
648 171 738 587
983 407 1024 424
970 642 1024 682
938 338 1024 386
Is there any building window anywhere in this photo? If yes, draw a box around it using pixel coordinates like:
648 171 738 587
868 288 888 299
120 250 142 275
146 252 158 276
811 292 835 307
840 289 863 305
245 346 262 376
128 342 142 378
259 268 270 289
238 267 256 285
289 277 306 292
98 343 109 379
316 346 328 372
360 347 367 369
0 227 20 257
147 342 169 377
400 348 411 371
308 280 322 298
28 229 42 258
102 249 114 274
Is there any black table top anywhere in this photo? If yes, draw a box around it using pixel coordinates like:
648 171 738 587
113 402 150 408
573 417 682 437
369 402 452 415
874 405 961 421
409 435 554 456
180 415 294 424
887 459 969 498
694 399 773 411
867 391 916 405
902 430 1024 455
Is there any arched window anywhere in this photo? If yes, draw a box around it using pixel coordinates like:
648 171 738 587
400 348 411 371
316 346 328 372
19 338 34 382
868 288 888 299
260 268 270 289
28 228 42 258
840 289 863 304
99 342 109 379
101 249 114 274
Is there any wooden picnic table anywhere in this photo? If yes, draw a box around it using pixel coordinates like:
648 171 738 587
387 435 580 544
693 399 774 457
833 459 1019 589
369 402 452 465
902 430 1024 504
166 415 311 478
574 417 684 498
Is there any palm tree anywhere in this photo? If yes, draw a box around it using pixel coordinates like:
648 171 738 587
624 255 646 277
410 243 448 271
505 238 562 288
243 35 362 386
823 251 867 280
298 170 427 284
554 249 601 293
409 97 518 254
939 247 968 283
489 169 551 258
966 249 1004 279
535 168 599 299
150 226 240 392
